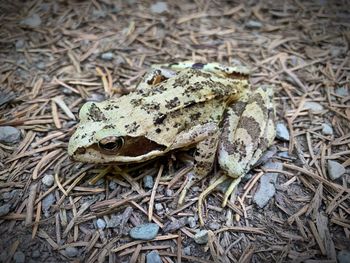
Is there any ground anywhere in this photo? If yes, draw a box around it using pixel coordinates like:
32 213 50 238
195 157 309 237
0 0 349 262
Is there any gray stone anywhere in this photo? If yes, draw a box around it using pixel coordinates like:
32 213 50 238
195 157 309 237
335 87 349 97
42 193 55 216
64 247 79 258
321 123 333 135
109 181 117 190
0 204 11 216
187 216 196 228
150 2 168 14
87 93 105 102
42 174 54 187
253 161 282 208
36 62 46 70
146 250 162 263
96 218 106 229
338 250 350 263
194 230 209 244
0 251 7 262
129 223 159 240
13 251 25 263
165 188 173 196
143 175 154 189
15 39 25 49
0 126 21 143
245 20 262 29
276 123 290 141
101 52 114 61
208 222 220 231
304 102 324 113
20 14 42 27
31 250 40 258
278 151 290 158
327 160 346 180
183 246 191 256
106 214 122 228
155 203 163 211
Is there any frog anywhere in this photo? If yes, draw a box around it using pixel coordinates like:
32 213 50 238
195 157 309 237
68 61 276 225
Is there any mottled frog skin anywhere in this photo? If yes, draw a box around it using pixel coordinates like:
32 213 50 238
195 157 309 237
68 61 275 225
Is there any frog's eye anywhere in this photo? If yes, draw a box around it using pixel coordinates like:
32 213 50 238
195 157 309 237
98 136 124 152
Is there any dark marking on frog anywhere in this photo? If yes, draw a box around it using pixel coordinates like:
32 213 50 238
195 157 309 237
104 104 119 111
165 97 180 109
155 128 162 133
154 113 167 125
130 98 144 107
192 63 205 69
103 124 116 129
190 112 201 121
88 103 107 122
141 102 160 113
125 121 140 133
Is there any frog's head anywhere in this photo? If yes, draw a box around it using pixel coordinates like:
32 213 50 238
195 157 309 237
68 101 168 163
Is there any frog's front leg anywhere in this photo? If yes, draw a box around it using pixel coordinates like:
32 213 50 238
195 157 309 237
173 123 220 206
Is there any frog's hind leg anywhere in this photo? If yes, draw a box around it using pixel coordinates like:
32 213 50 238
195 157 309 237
218 86 275 208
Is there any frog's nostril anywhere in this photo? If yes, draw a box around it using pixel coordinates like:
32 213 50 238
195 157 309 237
76 147 86 154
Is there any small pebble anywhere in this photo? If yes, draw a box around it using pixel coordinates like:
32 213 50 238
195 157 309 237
106 214 122 228
150 2 168 14
36 62 46 70
327 160 346 180
208 222 220 231
13 251 25 263
155 203 163 211
146 250 162 263
0 204 11 217
245 20 262 29
303 102 324 113
31 250 40 258
338 250 350 263
277 151 290 158
15 39 25 49
321 123 333 135
183 246 191 256
0 126 21 144
42 193 55 216
253 161 282 208
194 230 209 244
335 87 349 97
163 218 187 233
276 123 290 141
165 188 173 196
187 217 196 228
109 181 117 190
20 14 42 27
96 218 106 229
64 247 79 258
143 175 154 189
42 174 54 187
129 223 159 240
100 52 114 61
87 93 105 102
